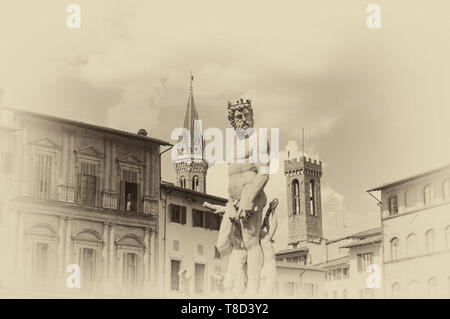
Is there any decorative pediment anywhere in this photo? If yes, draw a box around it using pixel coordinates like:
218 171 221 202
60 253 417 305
72 229 103 243
78 145 103 159
31 137 60 150
27 223 57 237
115 234 144 247
119 153 143 165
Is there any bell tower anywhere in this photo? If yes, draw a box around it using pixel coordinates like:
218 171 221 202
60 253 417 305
284 156 323 246
174 73 208 193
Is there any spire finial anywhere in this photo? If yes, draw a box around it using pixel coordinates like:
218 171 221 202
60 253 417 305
190 71 194 92
301 127 305 158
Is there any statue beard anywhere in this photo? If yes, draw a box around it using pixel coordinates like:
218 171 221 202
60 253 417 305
232 120 255 139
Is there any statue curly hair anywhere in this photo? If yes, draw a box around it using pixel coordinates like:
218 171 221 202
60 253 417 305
227 99 254 131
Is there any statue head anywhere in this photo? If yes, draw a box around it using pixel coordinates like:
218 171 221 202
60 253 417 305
227 98 254 132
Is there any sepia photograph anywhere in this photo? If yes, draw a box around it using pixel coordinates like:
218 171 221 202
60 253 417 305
0 0 449 308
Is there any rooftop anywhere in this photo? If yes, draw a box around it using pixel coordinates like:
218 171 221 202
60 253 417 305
339 235 382 249
314 256 350 268
275 261 326 272
367 164 450 192
161 181 227 203
275 246 309 257
1 106 172 146
326 226 381 244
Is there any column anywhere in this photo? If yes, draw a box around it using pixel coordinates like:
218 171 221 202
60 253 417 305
58 133 69 201
56 216 65 280
16 212 24 273
21 128 30 196
64 217 72 268
108 223 115 278
110 141 117 208
149 229 155 283
66 133 75 202
143 148 152 214
12 130 23 194
102 223 109 280
143 227 150 281
103 139 111 208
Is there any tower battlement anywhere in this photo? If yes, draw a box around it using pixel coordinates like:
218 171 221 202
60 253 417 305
284 156 322 176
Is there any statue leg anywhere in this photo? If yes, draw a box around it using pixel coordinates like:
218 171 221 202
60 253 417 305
223 248 247 297
240 200 265 296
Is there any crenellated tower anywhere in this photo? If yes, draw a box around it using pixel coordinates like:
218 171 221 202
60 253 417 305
284 156 323 246
174 74 208 193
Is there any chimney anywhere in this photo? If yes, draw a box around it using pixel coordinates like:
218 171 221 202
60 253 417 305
137 128 148 136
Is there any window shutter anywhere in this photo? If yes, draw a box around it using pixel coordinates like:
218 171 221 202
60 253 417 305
181 207 186 225
192 209 196 227
169 204 174 222
77 173 82 204
119 181 125 210
95 176 100 208
137 183 141 212
357 254 362 272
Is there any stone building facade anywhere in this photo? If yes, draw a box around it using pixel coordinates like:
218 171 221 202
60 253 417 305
0 107 170 297
368 164 450 298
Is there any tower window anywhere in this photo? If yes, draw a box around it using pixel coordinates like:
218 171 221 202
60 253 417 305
292 179 300 215
388 195 398 215
309 180 316 216
192 175 199 191
180 176 186 189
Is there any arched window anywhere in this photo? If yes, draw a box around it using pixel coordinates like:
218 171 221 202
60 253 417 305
192 175 199 191
424 184 434 206
180 176 186 189
309 180 316 216
446 226 450 249
426 229 435 254
292 179 300 215
388 195 398 215
406 233 418 256
392 282 400 298
443 179 450 201
408 280 419 298
427 277 438 298
391 237 400 260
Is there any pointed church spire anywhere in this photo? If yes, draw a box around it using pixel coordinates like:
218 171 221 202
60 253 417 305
175 73 208 193
182 72 201 154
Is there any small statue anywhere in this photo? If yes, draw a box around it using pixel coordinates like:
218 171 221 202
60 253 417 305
178 268 192 297
126 193 132 211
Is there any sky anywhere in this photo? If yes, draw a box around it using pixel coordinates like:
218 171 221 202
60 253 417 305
1 0 449 248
